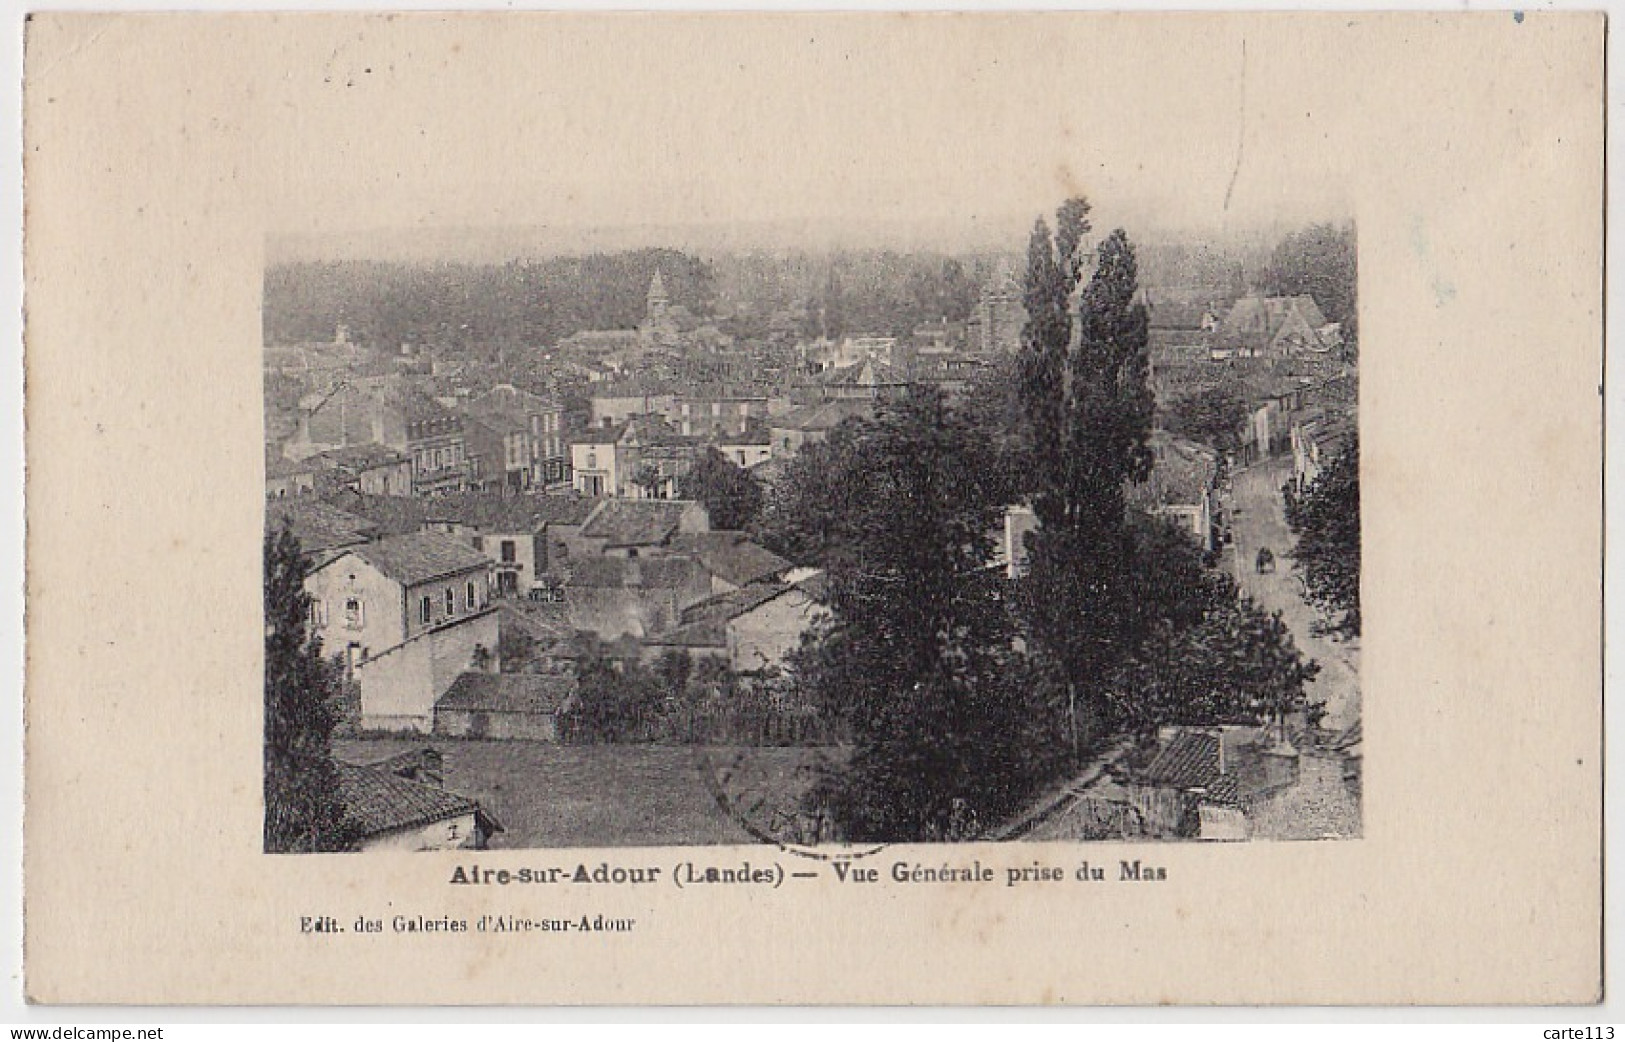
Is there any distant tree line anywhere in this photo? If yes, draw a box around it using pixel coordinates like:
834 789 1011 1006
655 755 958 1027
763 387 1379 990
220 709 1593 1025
262 249 716 352
1259 222 1358 339
265 247 991 354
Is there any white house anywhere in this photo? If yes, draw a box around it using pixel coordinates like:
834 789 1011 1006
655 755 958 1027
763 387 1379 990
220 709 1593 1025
305 531 500 732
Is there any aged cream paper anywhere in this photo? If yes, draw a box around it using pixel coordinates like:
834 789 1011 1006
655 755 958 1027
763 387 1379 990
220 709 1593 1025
22 13 1602 1004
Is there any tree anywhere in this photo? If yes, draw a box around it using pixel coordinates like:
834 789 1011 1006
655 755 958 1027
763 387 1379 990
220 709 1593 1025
754 419 870 569
572 656 665 743
1105 512 1322 738
1163 383 1248 456
678 446 764 530
1013 199 1156 748
629 462 664 499
264 522 358 853
796 389 1066 841
1260 222 1358 346
1293 436 1361 637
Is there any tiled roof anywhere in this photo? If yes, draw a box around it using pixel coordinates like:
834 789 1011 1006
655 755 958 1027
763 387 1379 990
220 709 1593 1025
315 443 411 472
578 499 696 547
462 411 529 438
774 399 873 432
437 671 576 715
428 492 596 533
350 531 491 586
821 359 903 389
642 618 728 649
473 386 559 416
498 603 572 643
1128 432 1218 510
320 491 435 537
669 532 791 588
677 581 794 627
1142 730 1223 791
336 760 500 839
403 389 458 425
566 556 703 590
266 500 378 556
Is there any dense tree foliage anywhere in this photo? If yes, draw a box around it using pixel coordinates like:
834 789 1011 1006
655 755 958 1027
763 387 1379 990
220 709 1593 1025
1292 435 1361 637
795 390 1068 841
1013 199 1156 746
1260 222 1358 341
1109 516 1321 737
809 253 977 340
1162 383 1248 455
678 447 764 531
754 420 871 569
264 523 358 853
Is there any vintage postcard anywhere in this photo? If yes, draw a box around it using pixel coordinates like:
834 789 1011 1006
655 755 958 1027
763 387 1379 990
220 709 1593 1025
22 12 1603 1004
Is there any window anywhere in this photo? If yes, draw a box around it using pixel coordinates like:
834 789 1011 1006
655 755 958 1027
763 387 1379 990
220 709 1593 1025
500 540 517 563
445 588 456 615
343 598 363 629
587 452 598 469
467 581 477 609
472 535 484 552
420 596 432 625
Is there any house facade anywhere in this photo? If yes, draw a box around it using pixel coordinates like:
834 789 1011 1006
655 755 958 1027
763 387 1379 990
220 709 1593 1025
305 531 499 732
641 579 829 674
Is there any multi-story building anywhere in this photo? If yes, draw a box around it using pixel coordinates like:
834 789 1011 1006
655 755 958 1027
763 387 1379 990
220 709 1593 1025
304 531 499 733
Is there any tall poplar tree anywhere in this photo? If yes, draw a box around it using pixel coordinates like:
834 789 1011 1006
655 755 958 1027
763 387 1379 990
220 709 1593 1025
264 523 357 853
1014 199 1156 748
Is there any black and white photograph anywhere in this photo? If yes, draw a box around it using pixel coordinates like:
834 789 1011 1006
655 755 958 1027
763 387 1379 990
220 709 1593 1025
25 9 1608 1009
262 200 1361 851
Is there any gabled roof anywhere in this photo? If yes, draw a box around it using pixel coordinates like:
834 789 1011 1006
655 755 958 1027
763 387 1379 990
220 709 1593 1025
669 532 791 588
343 531 491 587
1219 295 1331 348
462 410 529 438
437 671 577 715
565 555 704 590
676 581 797 627
314 443 411 472
578 499 699 547
337 760 501 839
266 500 379 556
773 399 874 432
430 492 597 533
1142 730 1225 793
320 491 435 537
649 579 819 650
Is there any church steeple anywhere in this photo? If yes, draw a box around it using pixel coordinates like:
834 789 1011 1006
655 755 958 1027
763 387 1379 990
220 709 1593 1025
647 269 669 316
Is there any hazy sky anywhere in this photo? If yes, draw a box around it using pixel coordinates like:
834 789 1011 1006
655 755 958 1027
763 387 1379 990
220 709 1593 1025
260 15 1357 262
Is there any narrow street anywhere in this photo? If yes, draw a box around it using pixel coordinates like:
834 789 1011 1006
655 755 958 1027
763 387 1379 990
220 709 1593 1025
1223 457 1361 735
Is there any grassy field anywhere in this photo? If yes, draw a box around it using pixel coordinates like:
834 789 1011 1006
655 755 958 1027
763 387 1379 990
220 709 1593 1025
335 738 839 849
